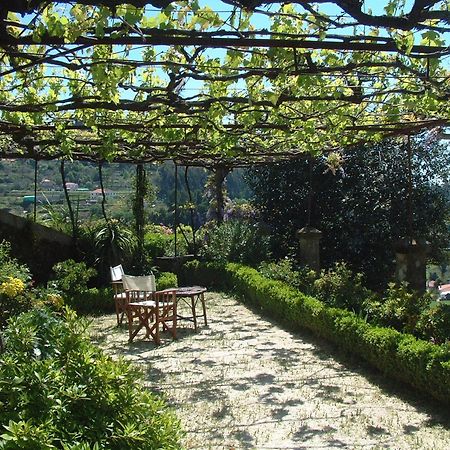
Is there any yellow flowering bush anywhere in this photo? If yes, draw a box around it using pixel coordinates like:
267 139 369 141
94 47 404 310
0 240 35 329
0 277 26 298
44 293 64 309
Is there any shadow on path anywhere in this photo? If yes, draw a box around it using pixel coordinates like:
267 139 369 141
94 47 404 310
90 291 450 450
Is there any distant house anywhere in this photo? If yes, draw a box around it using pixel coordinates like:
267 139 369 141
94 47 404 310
439 284 450 300
40 178 56 190
65 182 79 191
90 188 116 202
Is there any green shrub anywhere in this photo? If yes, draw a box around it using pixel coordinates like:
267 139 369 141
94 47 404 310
52 259 97 297
200 220 270 266
258 258 316 293
144 231 172 258
0 307 183 449
416 302 450 344
66 287 114 315
366 282 431 334
313 262 374 312
180 259 229 291
50 260 114 315
144 224 195 258
157 272 178 290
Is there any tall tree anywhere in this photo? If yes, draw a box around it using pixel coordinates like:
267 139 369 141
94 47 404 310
246 135 450 289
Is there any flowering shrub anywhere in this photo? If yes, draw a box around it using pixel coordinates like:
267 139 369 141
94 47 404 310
0 241 35 328
46 292 63 305
24 286 65 313
223 201 257 222
0 277 25 298
145 223 174 235
158 224 174 235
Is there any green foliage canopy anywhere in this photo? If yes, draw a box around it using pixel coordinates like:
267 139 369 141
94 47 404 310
246 136 450 288
0 1 448 166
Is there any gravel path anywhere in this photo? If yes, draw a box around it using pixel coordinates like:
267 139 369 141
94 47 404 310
90 292 450 450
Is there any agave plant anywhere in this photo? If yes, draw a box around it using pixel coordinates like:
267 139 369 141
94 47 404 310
39 201 72 235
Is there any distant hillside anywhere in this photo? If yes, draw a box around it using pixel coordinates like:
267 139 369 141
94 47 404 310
0 159 252 225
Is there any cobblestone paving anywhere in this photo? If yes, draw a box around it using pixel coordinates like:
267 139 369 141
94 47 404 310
90 292 450 450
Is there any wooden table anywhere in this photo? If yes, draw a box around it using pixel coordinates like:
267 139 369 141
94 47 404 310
171 286 207 331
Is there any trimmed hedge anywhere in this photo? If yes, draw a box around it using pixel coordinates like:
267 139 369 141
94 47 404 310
184 260 450 405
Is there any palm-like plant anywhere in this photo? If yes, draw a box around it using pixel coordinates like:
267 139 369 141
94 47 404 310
90 219 137 268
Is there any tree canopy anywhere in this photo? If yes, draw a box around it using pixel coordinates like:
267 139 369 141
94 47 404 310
0 1 449 167
246 135 450 288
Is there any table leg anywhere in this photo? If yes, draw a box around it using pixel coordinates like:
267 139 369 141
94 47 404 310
191 295 198 331
201 292 207 326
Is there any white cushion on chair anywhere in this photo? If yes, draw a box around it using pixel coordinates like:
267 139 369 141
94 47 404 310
110 264 124 282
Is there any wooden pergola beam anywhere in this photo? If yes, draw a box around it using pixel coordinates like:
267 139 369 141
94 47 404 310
4 1 449 33
1 34 447 56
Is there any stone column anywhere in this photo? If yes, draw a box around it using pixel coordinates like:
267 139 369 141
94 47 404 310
395 239 430 293
297 226 322 272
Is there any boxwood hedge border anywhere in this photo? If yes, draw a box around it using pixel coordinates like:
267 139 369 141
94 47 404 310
182 260 450 406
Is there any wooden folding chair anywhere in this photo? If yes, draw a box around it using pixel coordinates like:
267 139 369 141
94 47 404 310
123 275 176 345
153 290 177 342
114 272 155 325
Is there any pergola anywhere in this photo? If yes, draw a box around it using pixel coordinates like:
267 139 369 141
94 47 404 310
0 0 447 275
0 0 448 169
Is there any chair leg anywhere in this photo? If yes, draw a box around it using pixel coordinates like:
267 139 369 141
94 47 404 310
117 300 128 326
158 304 177 340
115 300 121 326
127 307 135 342
154 310 160 345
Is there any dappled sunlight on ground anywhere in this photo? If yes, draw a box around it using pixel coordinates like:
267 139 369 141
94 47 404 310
90 292 450 450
